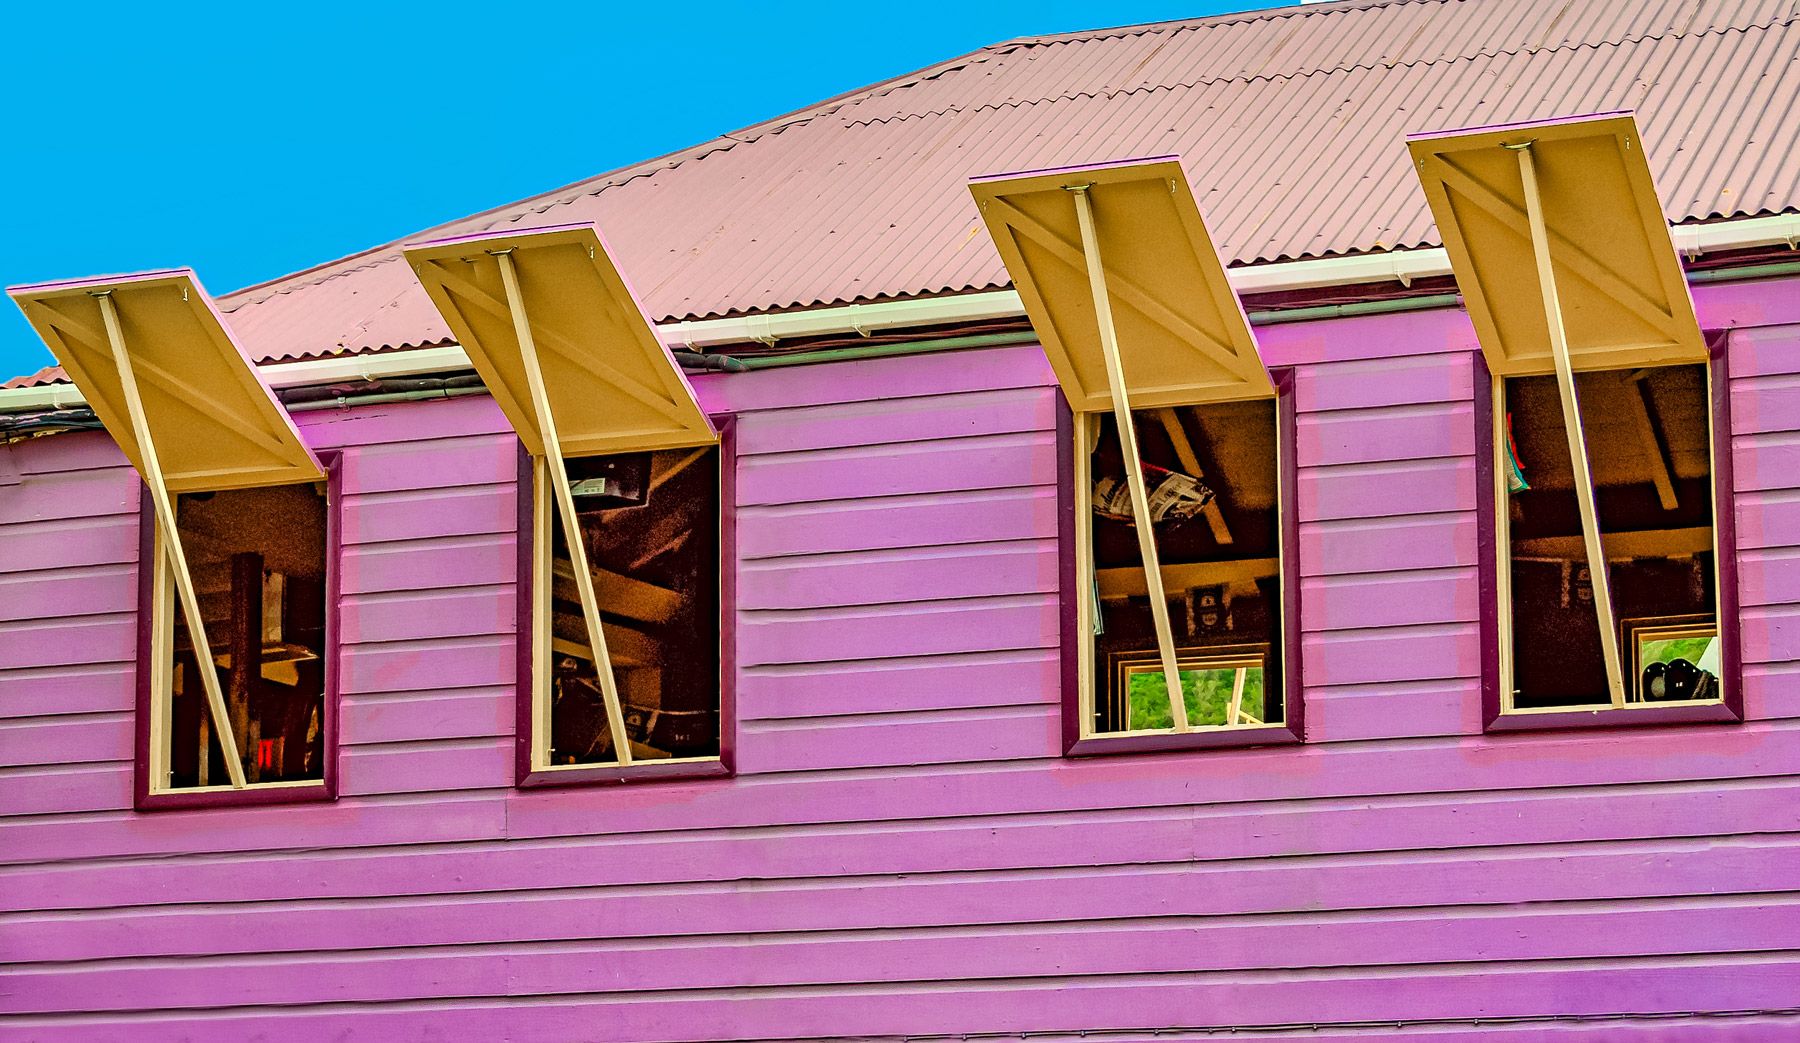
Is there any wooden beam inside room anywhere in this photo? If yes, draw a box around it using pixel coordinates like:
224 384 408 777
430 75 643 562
1153 407 1234 545
1625 370 1680 510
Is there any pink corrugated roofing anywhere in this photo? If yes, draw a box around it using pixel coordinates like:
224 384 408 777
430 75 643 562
92 0 1800 365
2 365 67 389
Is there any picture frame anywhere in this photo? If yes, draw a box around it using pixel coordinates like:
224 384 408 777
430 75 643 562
1109 643 1271 731
1619 613 1719 703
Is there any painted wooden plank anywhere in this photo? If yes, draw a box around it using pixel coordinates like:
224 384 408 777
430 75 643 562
1297 456 1476 523
338 738 515 797
693 344 1055 415
8 430 129 476
737 539 1057 610
1293 352 1473 413
1736 547 1800 607
1299 513 1476 576
736 594 1060 667
1725 322 1800 379
9 832 1796 963
340 688 514 746
737 486 1058 559
338 634 518 694
1303 622 1480 686
0 615 134 671
1299 566 1479 632
0 563 136 623
334 433 519 495
2 1010 1789 1043
734 386 1055 456
735 705 1058 773
0 515 138 573
735 430 1058 507
1697 277 1800 333
1304 678 1481 741
0 763 131 817
1740 662 1800 722
294 394 515 449
337 534 517 596
337 483 517 546
1732 431 1800 493
8 742 1799 879
1736 605 1800 665
0 792 507 868
0 664 133 719
1295 401 1476 466
0 469 137 525
6 777 1798 928
11 897 1800 1015
1729 372 1800 435
1257 306 1480 368
337 586 513 645
1732 489 1800 550
6 956 1794 1043
0 712 133 768
738 650 1059 721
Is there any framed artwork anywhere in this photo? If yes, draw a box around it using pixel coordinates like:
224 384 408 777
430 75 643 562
1620 614 1719 703
1110 644 1271 731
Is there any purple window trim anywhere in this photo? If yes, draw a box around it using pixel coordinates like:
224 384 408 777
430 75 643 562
513 417 739 789
132 454 342 812
1060 370 1306 758
1473 336 1745 733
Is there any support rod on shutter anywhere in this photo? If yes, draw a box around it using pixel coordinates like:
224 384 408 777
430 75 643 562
94 290 248 788
493 250 635 765
1511 142 1628 707
1069 185 1190 733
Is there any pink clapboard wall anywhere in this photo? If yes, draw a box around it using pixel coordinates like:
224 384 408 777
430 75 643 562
3 279 1800 1039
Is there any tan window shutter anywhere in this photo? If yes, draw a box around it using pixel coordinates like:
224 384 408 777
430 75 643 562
1409 111 1706 378
970 156 1273 411
406 223 716 458
10 270 323 492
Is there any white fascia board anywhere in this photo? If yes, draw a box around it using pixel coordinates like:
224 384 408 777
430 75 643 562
4 212 1796 414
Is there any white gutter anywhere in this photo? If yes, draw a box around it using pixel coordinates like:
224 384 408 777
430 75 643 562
6 213 1798 414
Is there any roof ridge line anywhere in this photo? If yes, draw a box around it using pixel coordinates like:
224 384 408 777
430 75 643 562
998 0 1442 48
839 14 1799 133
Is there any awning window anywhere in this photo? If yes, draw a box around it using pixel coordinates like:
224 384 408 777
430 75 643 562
406 224 719 773
970 158 1291 742
10 270 325 792
1410 112 1712 710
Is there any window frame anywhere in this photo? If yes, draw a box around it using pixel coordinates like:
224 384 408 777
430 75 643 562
1474 339 1744 732
513 417 738 788
1059 369 1305 756
132 453 342 811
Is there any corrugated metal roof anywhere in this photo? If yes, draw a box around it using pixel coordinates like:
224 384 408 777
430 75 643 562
2 365 67 389
61 0 1800 367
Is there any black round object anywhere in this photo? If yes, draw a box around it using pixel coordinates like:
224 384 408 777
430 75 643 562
1664 658 1700 701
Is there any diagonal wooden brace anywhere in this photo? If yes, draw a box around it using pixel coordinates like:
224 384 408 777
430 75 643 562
1512 142 1628 707
1070 186 1191 732
494 251 636 765
95 291 248 788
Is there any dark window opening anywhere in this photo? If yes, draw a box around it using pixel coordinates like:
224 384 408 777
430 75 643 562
544 446 721 764
1088 398 1285 733
1503 362 1720 709
165 482 328 788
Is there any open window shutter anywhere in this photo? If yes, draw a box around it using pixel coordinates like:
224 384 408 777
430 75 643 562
405 223 716 458
970 156 1273 410
9 270 323 492
1409 111 1706 377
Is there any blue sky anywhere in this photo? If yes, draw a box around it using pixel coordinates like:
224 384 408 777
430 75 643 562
0 0 1258 381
